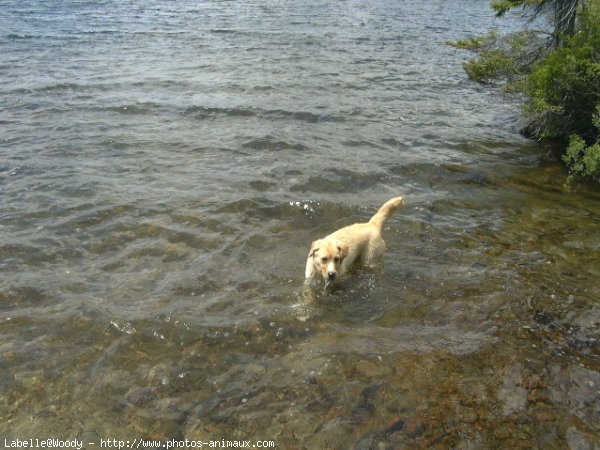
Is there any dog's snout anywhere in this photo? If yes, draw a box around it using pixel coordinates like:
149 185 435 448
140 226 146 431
328 271 337 280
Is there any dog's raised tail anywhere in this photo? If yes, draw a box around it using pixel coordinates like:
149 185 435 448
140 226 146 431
368 196 405 229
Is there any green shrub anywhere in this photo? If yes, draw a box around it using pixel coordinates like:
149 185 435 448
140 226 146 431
527 3 600 184
448 31 539 83
563 108 600 188
452 0 600 185
523 9 600 142
463 50 517 83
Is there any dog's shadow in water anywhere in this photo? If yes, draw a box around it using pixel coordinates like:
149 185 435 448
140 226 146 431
291 267 384 322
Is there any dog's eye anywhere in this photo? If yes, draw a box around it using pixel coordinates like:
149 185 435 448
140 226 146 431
334 257 340 262
321 257 327 263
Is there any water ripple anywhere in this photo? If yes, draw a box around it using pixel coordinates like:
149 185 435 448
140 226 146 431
2 0 599 446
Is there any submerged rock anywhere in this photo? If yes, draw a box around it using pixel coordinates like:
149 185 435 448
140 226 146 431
125 386 156 407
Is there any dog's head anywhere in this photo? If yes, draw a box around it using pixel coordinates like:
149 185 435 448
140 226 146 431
308 238 349 286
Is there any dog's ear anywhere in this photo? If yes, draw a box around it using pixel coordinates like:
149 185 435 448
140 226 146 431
336 241 349 261
309 240 321 257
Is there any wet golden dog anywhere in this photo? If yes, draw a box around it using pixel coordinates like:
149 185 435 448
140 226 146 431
305 196 404 288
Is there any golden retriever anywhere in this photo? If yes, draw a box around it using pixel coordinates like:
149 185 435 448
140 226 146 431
305 196 405 288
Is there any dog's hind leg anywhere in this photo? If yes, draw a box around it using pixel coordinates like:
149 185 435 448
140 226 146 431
363 237 386 267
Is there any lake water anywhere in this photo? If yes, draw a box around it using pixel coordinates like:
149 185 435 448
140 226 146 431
1 0 599 448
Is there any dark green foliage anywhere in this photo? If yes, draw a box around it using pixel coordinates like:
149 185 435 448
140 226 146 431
449 31 544 83
492 0 544 17
492 0 581 43
463 50 517 82
563 109 600 188
525 5 600 136
452 0 600 186
525 2 600 185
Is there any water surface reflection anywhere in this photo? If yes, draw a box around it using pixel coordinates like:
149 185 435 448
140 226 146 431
1 0 599 447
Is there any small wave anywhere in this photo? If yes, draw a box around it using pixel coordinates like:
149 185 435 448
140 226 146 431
40 82 85 92
3 83 82 96
290 168 387 194
5 33 37 40
5 166 45 177
249 180 276 192
102 102 165 115
264 109 346 123
242 135 308 151
209 29 237 34
210 197 323 225
183 105 345 124
342 139 385 150
211 198 273 215
57 203 137 234
250 85 274 91
184 106 257 119
1 242 83 266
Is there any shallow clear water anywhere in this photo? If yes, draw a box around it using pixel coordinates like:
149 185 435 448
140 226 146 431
1 0 599 448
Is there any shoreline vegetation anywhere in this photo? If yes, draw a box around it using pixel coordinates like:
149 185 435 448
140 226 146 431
449 0 600 189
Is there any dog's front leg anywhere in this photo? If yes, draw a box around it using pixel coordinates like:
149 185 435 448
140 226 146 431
304 256 315 279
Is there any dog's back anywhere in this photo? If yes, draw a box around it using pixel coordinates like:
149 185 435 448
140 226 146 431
325 196 404 274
